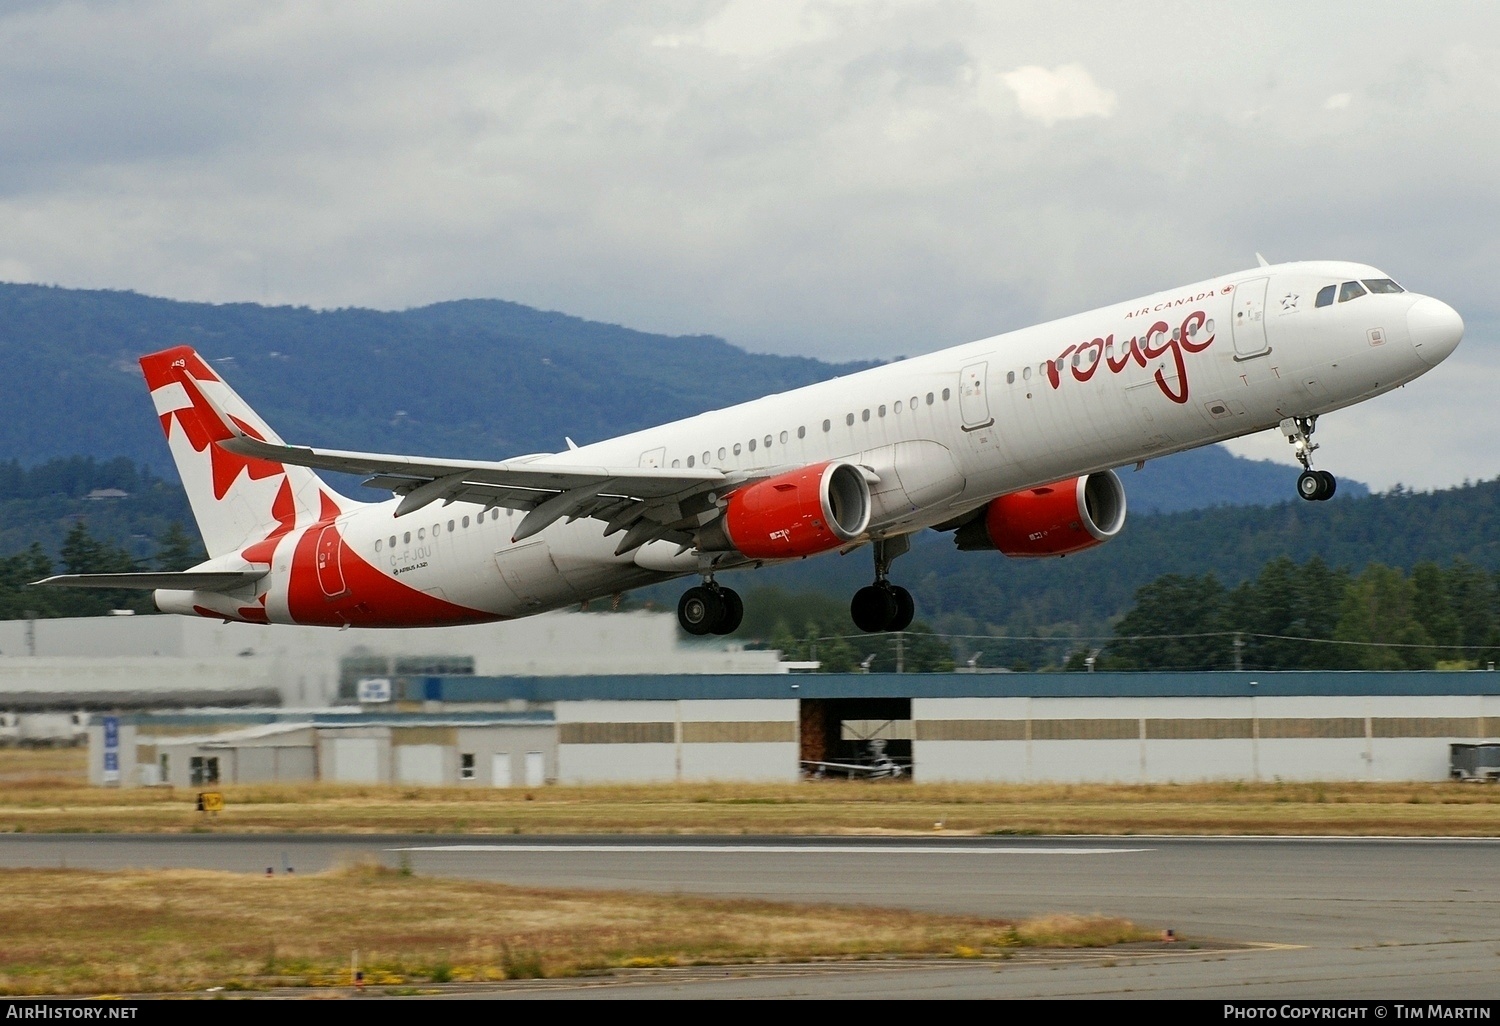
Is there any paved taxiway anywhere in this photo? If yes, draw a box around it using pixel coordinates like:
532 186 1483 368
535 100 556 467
3 834 1497 998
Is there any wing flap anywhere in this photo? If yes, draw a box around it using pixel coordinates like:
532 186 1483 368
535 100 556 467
220 434 725 498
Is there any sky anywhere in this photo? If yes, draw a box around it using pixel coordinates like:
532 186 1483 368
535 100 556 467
0 0 1495 491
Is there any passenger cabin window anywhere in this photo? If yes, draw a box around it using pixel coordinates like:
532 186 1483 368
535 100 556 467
671 459 680 468
781 430 789 443
846 413 855 426
747 438 756 452
687 455 695 467
861 409 870 422
765 434 773 447
942 388 951 400
821 420 830 432
1363 278 1405 294
1338 280 1367 303
733 443 741 455
375 539 382 551
797 426 805 439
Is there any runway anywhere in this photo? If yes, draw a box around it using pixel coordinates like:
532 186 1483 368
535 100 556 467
3 834 1497 998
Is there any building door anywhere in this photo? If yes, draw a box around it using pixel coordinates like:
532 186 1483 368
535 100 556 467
524 751 546 787
491 752 512 788
331 738 380 783
395 744 445 785
1231 278 1271 359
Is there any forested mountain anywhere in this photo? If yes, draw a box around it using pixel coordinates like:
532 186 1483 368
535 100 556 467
0 281 1355 514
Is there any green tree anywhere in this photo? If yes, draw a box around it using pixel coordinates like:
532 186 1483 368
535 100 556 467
1102 573 1230 670
154 522 205 571
1223 556 1350 670
1333 563 1434 669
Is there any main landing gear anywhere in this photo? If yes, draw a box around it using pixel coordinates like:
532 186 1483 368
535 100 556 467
677 580 744 636
1281 415 1337 502
851 536 916 634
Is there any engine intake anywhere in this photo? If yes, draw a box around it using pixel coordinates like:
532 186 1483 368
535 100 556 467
956 470 1127 557
699 461 871 559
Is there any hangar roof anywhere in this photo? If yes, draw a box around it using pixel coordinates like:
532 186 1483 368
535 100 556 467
416 671 1500 703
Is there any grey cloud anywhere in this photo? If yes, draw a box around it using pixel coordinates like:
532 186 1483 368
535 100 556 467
0 0 1494 489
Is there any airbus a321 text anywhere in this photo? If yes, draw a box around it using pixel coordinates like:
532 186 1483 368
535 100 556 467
36 261 1464 636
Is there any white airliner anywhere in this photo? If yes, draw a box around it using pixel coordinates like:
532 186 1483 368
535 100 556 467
36 260 1463 635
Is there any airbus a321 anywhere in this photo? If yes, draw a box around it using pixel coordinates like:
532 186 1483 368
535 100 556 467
36 260 1464 636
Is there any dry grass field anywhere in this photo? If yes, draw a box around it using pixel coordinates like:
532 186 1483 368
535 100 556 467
0 863 1147 995
0 748 1497 835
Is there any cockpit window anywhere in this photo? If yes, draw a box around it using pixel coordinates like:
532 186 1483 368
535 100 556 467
1362 278 1404 294
1338 280 1368 303
1315 285 1336 308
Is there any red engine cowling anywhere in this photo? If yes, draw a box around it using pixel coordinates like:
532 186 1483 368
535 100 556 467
956 470 1127 557
699 461 872 559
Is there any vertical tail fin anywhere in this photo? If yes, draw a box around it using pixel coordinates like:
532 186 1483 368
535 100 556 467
140 347 354 558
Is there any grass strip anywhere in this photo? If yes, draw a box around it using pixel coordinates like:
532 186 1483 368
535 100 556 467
4 751 1498 836
0 864 1147 995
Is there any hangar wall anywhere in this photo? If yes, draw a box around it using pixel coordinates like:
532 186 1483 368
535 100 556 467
911 694 1500 782
84 672 1500 786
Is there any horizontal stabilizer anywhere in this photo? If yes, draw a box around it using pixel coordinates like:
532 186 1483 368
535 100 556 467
31 570 268 592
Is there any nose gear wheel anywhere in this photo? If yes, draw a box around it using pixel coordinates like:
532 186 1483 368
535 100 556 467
1282 416 1338 502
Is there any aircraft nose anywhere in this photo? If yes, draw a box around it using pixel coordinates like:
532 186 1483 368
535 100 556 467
1407 296 1464 366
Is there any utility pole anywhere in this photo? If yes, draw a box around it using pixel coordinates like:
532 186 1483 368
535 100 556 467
895 633 905 674
1233 631 1244 672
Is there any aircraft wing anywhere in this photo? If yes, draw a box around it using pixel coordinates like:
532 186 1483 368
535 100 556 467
32 570 268 591
219 432 737 554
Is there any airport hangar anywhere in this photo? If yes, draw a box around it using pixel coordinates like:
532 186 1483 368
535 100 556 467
3 610 1494 787
88 670 1500 789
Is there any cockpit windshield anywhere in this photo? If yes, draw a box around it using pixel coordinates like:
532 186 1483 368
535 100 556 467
1316 278 1404 308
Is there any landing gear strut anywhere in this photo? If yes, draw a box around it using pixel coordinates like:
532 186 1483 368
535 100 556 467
851 536 916 634
677 579 743 636
1281 416 1337 502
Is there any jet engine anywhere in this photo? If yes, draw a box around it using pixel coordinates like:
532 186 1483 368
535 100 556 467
955 470 1127 556
698 461 871 559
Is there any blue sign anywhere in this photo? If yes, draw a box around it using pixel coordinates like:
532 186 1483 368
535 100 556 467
102 716 120 783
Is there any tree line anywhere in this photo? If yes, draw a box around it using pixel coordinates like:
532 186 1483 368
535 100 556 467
0 521 202 620
1094 555 1500 671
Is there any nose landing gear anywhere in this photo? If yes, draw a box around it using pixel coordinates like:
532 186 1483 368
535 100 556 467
1282 415 1337 502
851 536 916 634
677 580 743 636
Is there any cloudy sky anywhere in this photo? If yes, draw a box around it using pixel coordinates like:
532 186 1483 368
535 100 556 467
1 1 1495 490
